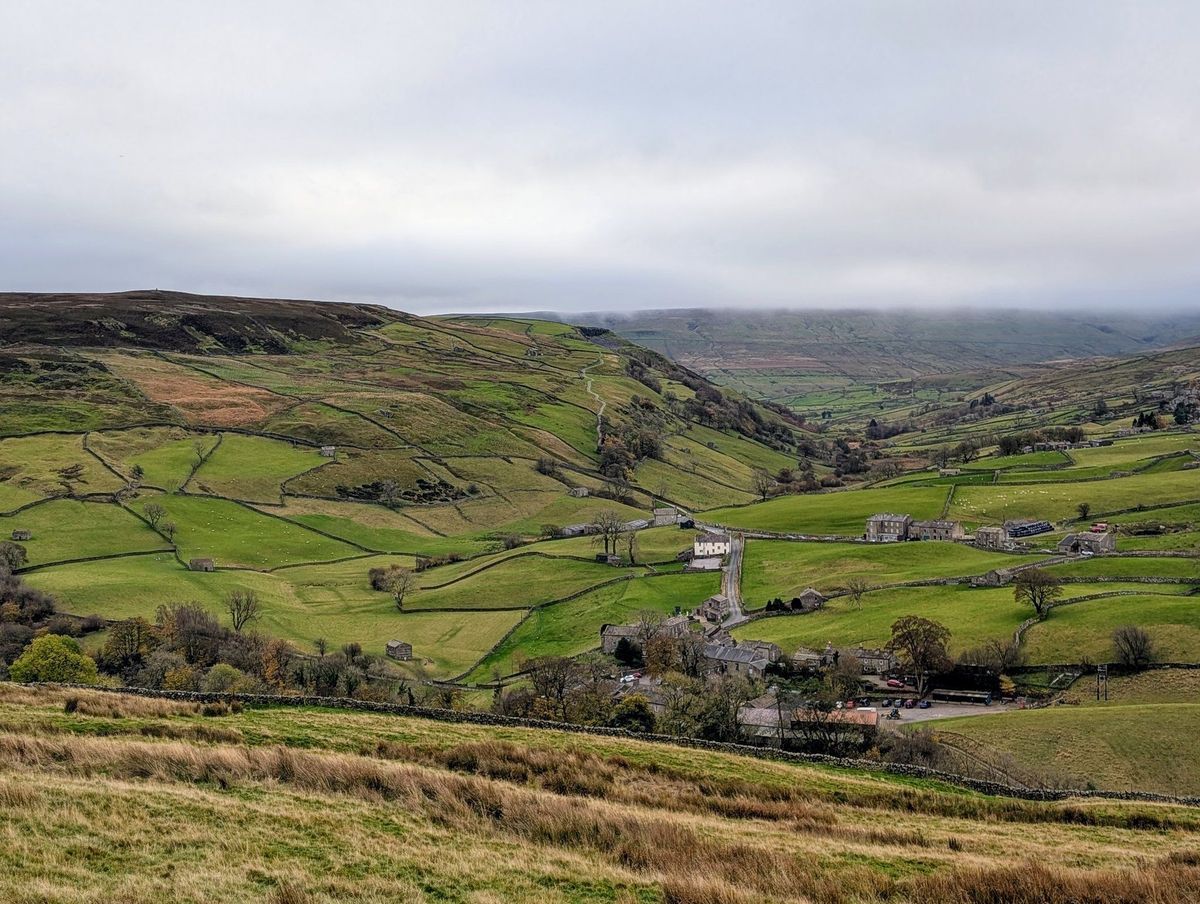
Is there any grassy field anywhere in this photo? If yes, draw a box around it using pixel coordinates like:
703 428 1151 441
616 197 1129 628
1023 592 1200 663
740 540 1047 606
465 571 722 681
705 486 949 534
950 468 1200 525
938 673 1200 795
4 684 1200 902
410 554 631 611
0 500 166 566
89 426 219 489
0 433 124 501
142 494 359 569
190 433 325 502
1046 556 1200 581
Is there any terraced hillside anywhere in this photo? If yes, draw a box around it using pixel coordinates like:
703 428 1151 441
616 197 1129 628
0 292 801 680
5 683 1200 904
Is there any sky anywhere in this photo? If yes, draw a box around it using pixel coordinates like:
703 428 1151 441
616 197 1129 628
2 1 1200 314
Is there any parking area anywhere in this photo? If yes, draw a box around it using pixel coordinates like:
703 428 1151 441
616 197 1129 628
877 700 1018 727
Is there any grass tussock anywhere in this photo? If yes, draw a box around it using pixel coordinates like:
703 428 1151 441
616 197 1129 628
911 859 1200 904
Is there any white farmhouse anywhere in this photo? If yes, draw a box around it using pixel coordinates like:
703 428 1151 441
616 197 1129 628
693 531 731 558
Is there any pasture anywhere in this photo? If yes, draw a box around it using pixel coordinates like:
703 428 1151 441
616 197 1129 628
704 485 949 534
1 500 165 567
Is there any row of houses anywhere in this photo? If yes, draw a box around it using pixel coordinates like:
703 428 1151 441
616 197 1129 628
864 514 965 543
792 642 899 675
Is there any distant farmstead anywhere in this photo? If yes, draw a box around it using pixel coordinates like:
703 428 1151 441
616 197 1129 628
188 557 215 572
1058 532 1116 555
693 532 731 558
385 640 413 661
865 513 912 542
319 445 337 458
974 526 1007 550
796 587 826 610
10 529 31 541
909 519 965 542
653 506 682 527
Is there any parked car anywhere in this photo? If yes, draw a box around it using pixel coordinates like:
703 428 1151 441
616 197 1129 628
886 678 904 689
918 700 932 709
881 698 893 708
903 698 917 709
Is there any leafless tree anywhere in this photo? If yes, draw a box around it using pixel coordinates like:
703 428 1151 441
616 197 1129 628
160 521 177 542
143 502 165 527
380 567 415 612
226 588 262 633
1113 625 1155 669
590 510 625 556
314 637 328 657
624 528 638 565
378 478 402 509
1013 568 1063 618
844 577 871 609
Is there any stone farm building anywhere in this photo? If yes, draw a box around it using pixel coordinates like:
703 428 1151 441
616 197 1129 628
10 529 31 541
865 513 912 542
600 614 689 655
385 640 413 661
796 587 826 610
693 532 731 558
695 593 732 624
652 506 682 526
188 557 215 572
1058 532 1117 555
909 519 964 542
567 486 590 498
974 526 1007 550
319 445 337 457
703 643 769 680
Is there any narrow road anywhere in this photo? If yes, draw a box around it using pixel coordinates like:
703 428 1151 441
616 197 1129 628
580 356 607 448
722 531 747 627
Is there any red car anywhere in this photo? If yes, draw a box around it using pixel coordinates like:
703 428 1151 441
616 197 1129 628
903 698 918 709
886 678 904 689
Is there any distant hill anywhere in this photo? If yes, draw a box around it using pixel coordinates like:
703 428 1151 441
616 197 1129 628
576 308 1200 379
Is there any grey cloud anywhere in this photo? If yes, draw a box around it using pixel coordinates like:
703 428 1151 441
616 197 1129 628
2 1 1199 314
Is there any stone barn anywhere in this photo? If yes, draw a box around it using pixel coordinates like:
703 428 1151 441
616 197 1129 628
188 557 215 572
1058 532 1116 555
10 529 31 541
385 640 413 661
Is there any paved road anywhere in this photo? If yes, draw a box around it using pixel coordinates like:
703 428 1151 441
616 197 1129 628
722 532 748 627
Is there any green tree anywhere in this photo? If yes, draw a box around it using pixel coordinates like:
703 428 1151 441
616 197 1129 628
1076 502 1091 521
609 693 656 732
9 635 99 684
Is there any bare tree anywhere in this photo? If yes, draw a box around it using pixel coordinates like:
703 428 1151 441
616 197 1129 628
751 468 774 501
843 577 871 609
624 528 638 565
590 510 625 557
1013 568 1064 618
888 615 952 696
226 588 262 633
192 438 208 467
160 521 177 542
314 637 328 657
143 502 166 527
378 478 402 509
380 567 415 612
1113 625 1154 669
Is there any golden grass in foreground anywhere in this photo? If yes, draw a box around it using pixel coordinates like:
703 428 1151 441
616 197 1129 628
3 685 1200 902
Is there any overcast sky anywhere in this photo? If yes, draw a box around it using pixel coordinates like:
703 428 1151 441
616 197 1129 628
3 2 1199 314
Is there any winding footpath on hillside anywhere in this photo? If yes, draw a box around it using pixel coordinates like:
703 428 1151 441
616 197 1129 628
580 355 607 447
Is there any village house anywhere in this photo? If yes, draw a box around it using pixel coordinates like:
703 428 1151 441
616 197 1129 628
10 529 31 541
652 506 682 527
792 646 829 670
385 640 413 661
567 486 590 498
703 643 769 680
938 468 962 477
796 587 826 611
695 593 732 624
845 646 900 675
865 513 912 542
188 557 215 572
738 639 782 663
693 531 731 558
600 614 689 655
1058 532 1117 555
909 519 965 542
319 445 337 458
974 525 1007 550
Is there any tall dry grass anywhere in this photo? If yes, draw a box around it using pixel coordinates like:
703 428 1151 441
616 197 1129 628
6 730 1200 903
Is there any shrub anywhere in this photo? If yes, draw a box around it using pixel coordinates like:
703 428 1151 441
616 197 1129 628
9 635 99 684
